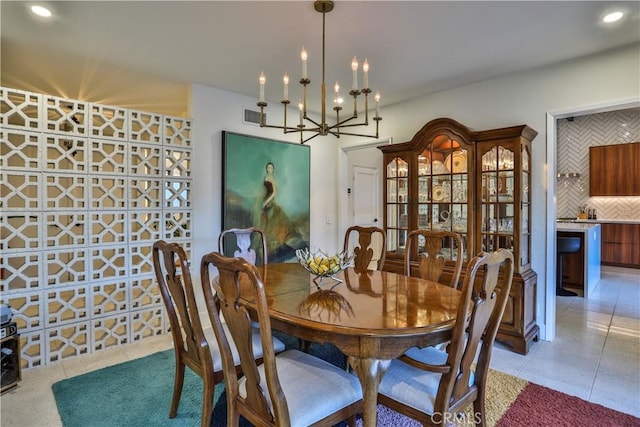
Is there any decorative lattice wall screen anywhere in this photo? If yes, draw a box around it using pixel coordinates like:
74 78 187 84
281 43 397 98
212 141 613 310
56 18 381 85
0 87 193 369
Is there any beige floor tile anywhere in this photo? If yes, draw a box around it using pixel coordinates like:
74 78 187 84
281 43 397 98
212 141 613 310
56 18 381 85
615 302 640 320
488 342 537 376
611 314 640 330
1 370 62 427
2 267 639 425
120 334 173 360
61 345 129 378
590 369 640 417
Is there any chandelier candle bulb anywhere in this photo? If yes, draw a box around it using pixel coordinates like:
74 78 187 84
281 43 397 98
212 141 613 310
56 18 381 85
375 91 381 117
259 72 266 103
298 100 304 126
283 73 289 101
301 48 308 79
351 56 358 90
334 81 340 106
362 59 369 89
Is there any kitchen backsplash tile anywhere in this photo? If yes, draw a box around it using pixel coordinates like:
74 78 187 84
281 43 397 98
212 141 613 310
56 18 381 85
557 108 640 220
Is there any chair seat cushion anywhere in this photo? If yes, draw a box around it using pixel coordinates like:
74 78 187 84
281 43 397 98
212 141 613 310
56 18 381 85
239 349 362 426
379 346 473 415
204 325 285 372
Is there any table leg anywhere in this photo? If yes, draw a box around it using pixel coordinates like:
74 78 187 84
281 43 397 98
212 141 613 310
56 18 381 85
349 357 391 427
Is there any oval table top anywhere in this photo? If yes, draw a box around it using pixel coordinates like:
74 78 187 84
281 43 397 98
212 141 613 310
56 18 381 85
242 262 461 352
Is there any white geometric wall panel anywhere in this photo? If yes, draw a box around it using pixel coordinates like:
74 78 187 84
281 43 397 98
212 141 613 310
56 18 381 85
19 331 45 369
45 213 87 247
45 248 88 286
44 134 87 172
89 139 127 174
1 213 41 251
90 104 127 140
90 176 127 209
130 144 162 176
557 108 640 219
165 179 192 209
1 171 40 210
45 174 87 210
0 252 41 293
0 88 41 131
92 314 129 351
129 276 162 310
129 242 154 277
0 86 192 369
130 307 165 341
129 178 162 210
129 111 162 144
44 95 88 136
1 292 43 332
46 321 90 363
164 116 192 147
1 129 40 170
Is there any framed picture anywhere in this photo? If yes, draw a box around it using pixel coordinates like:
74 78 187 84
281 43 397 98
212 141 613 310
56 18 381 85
222 131 310 263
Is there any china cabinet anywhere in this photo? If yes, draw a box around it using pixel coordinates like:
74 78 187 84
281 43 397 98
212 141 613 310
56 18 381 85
379 118 539 354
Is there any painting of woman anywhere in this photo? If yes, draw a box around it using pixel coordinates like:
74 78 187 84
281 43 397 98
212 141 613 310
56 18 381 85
222 132 310 262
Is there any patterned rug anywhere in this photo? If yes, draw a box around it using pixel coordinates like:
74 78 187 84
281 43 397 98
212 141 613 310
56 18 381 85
372 368 640 427
52 334 639 427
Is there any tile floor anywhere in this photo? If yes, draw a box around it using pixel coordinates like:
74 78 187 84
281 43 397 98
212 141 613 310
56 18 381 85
1 266 638 426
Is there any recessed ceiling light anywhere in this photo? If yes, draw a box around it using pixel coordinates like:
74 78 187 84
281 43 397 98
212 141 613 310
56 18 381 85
31 5 52 18
603 11 623 23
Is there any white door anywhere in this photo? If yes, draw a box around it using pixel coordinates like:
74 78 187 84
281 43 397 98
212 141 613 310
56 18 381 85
352 165 379 227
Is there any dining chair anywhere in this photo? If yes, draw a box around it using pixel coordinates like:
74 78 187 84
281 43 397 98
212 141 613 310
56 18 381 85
200 252 363 427
404 229 464 289
218 227 268 266
152 240 284 427
377 248 515 426
342 225 387 273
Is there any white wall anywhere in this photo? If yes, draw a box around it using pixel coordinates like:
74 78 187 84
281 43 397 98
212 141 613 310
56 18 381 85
190 85 342 289
350 43 640 339
190 44 639 337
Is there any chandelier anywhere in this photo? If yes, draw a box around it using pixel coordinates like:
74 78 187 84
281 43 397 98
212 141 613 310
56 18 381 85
257 0 381 144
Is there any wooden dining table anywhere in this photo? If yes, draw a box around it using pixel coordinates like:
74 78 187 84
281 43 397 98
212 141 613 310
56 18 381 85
240 262 462 427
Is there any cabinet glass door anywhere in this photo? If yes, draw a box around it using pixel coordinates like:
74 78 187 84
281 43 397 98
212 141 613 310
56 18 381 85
481 146 515 253
386 157 408 255
520 146 531 266
418 137 469 262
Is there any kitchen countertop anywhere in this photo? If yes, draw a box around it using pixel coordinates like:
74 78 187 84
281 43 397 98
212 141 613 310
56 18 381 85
559 219 640 225
557 222 601 231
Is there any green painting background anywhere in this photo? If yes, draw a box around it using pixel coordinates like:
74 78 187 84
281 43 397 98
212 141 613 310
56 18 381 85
222 132 310 262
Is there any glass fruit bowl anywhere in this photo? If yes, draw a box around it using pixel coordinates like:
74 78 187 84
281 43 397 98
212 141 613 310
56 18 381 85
295 248 354 285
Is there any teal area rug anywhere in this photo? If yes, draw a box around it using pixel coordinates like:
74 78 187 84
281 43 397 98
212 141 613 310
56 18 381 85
53 332 355 427
53 349 215 427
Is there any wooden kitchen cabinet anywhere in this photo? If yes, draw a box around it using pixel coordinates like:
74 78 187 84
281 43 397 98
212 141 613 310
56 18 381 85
601 223 640 268
378 118 540 354
589 142 640 196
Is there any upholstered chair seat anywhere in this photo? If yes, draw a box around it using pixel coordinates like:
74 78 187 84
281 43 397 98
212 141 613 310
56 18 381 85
238 349 363 426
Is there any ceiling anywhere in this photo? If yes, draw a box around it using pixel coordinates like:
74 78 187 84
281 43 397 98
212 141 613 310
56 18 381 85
2 1 639 116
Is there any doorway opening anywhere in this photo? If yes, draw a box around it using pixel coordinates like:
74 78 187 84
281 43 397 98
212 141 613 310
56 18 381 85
544 97 640 341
